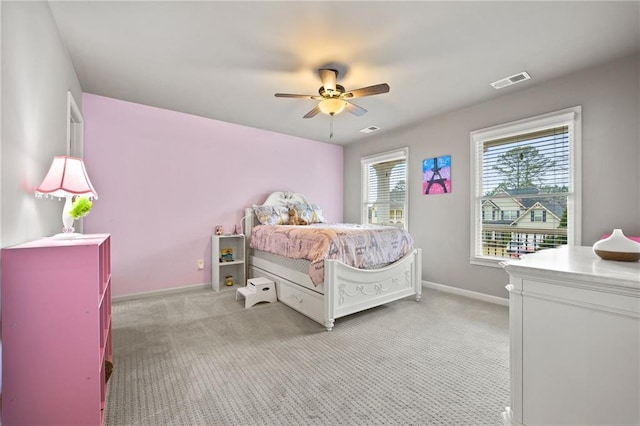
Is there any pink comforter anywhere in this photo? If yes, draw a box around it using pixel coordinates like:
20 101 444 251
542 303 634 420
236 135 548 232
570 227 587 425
249 223 414 286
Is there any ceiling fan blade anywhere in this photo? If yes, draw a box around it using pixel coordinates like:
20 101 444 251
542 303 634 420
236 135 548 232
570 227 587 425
275 93 323 99
303 105 321 118
343 83 390 99
345 102 367 117
319 68 338 91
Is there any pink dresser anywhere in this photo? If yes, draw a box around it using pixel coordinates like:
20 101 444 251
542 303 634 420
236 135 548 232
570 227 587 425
1 234 112 425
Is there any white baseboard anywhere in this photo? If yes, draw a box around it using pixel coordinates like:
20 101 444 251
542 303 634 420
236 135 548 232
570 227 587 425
113 280 509 306
113 282 211 303
422 280 509 306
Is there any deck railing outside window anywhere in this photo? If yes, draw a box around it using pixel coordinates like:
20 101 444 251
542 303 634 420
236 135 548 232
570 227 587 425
482 225 567 259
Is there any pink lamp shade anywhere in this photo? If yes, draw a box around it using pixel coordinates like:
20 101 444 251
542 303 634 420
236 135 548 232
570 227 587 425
35 156 98 199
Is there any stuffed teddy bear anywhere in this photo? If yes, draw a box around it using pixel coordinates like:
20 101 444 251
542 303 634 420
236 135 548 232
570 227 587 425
288 207 308 225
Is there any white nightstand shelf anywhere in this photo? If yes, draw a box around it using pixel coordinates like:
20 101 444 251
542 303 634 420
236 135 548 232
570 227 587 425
212 234 245 291
236 277 277 308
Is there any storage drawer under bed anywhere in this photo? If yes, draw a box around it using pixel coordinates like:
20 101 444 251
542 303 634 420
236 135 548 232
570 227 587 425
249 265 324 323
277 279 324 323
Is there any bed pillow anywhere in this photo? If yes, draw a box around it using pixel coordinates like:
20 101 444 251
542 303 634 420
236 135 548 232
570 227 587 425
308 204 325 223
253 205 289 225
289 203 325 224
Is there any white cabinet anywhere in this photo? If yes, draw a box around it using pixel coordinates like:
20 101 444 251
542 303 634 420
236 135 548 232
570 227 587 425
212 234 245 291
502 246 639 426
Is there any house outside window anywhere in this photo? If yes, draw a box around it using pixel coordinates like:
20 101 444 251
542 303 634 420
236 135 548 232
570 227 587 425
470 107 581 265
362 148 408 229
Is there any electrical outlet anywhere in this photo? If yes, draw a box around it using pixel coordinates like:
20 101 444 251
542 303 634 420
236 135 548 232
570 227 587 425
197 259 204 270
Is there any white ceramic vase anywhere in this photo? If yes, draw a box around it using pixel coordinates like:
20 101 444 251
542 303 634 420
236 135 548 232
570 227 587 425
593 229 640 262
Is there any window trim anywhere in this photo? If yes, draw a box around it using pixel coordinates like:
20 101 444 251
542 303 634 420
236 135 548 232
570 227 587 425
361 148 409 230
469 106 582 267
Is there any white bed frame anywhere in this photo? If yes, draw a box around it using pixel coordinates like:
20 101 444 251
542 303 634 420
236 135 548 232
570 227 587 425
244 191 422 331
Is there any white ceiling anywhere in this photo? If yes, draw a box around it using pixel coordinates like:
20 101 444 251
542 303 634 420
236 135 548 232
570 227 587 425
49 1 640 145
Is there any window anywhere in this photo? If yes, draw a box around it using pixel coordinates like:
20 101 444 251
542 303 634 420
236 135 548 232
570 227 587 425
501 210 520 221
470 107 581 265
531 210 547 222
362 148 408 229
389 209 404 224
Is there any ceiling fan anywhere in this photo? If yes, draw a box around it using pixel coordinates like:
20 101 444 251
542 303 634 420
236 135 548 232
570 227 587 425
275 68 390 119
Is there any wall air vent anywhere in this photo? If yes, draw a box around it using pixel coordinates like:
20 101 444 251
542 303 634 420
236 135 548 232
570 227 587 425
490 71 531 89
359 126 380 134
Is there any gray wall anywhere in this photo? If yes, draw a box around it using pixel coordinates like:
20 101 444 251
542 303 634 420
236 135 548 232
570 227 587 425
1 1 83 248
344 54 640 299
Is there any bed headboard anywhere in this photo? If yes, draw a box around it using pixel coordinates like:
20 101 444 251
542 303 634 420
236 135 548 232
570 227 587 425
243 191 311 238
259 191 310 207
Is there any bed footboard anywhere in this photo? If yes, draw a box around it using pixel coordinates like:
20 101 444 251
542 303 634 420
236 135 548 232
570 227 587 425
324 248 422 330
249 248 422 331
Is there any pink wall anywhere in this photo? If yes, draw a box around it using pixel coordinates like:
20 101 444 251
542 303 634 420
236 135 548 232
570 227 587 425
82 94 343 297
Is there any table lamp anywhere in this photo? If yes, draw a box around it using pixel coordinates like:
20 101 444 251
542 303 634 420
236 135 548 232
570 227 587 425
35 156 98 238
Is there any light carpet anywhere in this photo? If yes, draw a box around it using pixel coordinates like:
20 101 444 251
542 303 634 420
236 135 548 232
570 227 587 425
105 287 509 425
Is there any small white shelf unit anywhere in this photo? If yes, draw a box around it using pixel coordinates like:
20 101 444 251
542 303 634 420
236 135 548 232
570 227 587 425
212 234 246 291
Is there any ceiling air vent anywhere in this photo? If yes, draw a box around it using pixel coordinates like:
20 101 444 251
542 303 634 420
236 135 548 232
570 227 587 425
360 126 380 134
490 71 531 89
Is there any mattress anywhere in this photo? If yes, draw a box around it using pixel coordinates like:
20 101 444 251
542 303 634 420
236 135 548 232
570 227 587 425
252 249 311 275
249 223 414 286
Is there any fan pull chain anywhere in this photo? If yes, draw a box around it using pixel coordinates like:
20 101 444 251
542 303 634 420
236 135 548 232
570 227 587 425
329 115 334 139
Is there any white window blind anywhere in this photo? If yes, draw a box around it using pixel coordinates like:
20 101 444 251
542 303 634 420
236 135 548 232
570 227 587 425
481 126 571 193
470 107 581 265
362 149 408 228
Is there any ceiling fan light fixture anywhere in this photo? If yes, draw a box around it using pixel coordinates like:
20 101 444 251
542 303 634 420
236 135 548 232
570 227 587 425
319 98 346 116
